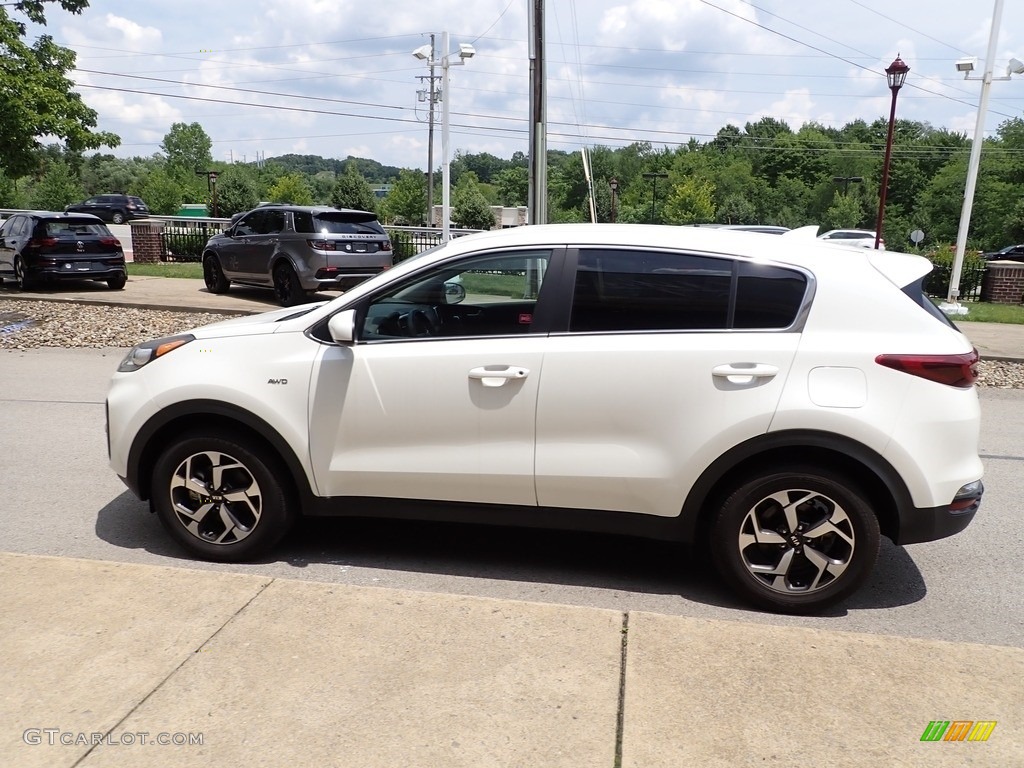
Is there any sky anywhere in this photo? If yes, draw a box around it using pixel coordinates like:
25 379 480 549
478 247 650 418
24 0 1024 170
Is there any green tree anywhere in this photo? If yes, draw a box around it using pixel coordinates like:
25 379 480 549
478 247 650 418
451 172 494 230
495 166 528 206
139 166 187 215
663 176 716 225
379 169 426 225
160 122 213 174
0 1 120 178
821 190 864 231
215 165 260 217
267 172 313 205
330 164 377 211
29 157 82 210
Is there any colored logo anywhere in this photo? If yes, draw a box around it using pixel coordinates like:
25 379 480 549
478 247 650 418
920 721 997 742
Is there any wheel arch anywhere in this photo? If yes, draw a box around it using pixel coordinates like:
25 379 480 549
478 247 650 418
126 399 318 510
681 430 908 546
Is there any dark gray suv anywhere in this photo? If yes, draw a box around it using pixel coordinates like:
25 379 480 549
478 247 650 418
64 194 150 224
201 205 393 306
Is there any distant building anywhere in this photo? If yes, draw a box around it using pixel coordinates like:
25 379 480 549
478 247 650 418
430 205 528 230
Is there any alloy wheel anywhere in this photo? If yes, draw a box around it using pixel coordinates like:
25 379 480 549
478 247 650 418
168 450 263 545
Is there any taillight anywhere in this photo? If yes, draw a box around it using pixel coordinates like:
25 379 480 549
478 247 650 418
875 348 979 388
382 240 392 251
307 239 336 251
29 237 59 248
99 237 122 247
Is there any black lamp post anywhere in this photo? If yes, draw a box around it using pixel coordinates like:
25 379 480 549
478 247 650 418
833 175 863 195
642 172 668 224
609 177 619 223
874 55 909 249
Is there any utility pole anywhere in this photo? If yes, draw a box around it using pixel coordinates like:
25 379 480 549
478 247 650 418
528 0 546 225
416 34 439 226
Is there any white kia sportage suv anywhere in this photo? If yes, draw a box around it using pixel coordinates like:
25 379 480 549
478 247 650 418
106 224 983 614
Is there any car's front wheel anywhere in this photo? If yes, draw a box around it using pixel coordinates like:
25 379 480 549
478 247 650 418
150 432 296 562
203 254 230 293
710 467 880 614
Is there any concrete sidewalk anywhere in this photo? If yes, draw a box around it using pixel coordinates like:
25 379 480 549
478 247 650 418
2 552 1021 767
2 275 1023 362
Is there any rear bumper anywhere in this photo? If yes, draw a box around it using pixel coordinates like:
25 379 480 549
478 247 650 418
28 262 126 281
895 482 983 545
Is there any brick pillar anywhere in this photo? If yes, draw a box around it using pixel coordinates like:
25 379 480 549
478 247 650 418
980 262 1024 304
129 220 166 264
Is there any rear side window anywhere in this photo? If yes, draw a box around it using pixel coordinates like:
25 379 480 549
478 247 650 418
570 249 807 332
311 211 387 236
570 249 731 332
734 262 807 328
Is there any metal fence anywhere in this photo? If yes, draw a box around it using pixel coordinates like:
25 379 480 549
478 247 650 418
159 221 480 263
924 263 987 301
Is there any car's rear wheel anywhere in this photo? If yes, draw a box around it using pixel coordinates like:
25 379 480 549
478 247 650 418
151 432 296 562
107 273 127 290
273 262 304 307
203 254 230 293
111 211 126 224
14 256 38 291
710 467 880 614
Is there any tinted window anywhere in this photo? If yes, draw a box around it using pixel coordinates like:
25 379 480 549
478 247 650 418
312 211 386 236
570 249 731 332
45 220 110 237
734 262 807 329
235 210 284 235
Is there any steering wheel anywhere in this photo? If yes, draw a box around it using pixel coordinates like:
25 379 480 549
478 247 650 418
407 308 438 337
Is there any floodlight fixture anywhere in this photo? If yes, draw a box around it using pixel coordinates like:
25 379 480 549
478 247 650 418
458 43 476 60
412 44 432 61
1008 57 1024 75
955 57 977 73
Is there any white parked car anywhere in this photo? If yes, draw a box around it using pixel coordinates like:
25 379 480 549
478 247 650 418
106 224 983 614
818 228 885 250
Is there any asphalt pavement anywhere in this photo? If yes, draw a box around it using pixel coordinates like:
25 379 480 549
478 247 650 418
2 276 1023 766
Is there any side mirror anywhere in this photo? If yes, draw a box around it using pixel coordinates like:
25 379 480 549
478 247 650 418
444 281 466 304
327 309 356 343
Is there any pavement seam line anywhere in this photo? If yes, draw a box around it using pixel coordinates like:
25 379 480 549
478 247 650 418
614 612 629 768
69 576 276 767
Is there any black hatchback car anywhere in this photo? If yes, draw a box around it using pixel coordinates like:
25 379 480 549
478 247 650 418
0 212 127 290
64 194 150 224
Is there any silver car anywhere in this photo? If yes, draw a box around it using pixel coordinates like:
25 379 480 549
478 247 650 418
201 205 392 306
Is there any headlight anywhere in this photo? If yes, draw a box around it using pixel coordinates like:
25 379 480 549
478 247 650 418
118 334 195 372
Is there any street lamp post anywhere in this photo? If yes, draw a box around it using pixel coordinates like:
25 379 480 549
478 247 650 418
609 177 618 223
946 0 1024 309
413 33 475 243
873 55 910 250
642 172 667 224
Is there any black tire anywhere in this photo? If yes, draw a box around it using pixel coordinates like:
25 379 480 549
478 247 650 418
150 432 296 562
111 211 126 224
203 254 230 293
107 272 127 290
273 262 304 307
710 467 880 614
14 256 38 291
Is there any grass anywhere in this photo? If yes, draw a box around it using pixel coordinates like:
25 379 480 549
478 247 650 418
958 301 1024 324
128 262 203 279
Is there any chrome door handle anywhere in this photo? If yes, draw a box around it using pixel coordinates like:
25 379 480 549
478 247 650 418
468 366 530 387
712 363 779 385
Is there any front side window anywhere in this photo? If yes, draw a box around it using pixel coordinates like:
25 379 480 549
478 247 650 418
360 250 552 341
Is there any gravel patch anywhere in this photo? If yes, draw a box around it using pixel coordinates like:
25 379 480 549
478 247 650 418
1 298 1023 388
